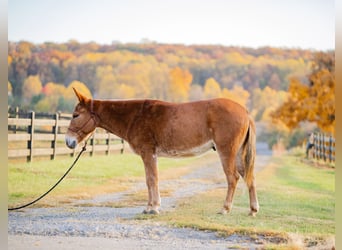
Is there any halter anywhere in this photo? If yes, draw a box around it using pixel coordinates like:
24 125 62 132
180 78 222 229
67 99 98 137
90 98 95 115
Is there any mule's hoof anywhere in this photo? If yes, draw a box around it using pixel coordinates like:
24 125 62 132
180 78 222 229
142 209 159 215
149 209 159 215
218 208 229 215
248 211 257 217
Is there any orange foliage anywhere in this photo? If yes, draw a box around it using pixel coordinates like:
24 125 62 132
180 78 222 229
271 52 335 134
43 82 66 96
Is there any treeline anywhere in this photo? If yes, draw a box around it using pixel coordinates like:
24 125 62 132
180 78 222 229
8 41 312 107
8 40 334 148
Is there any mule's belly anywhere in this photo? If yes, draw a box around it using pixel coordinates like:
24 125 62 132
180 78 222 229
156 140 215 158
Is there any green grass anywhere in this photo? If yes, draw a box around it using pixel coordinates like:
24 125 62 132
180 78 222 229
8 152 202 206
139 154 335 247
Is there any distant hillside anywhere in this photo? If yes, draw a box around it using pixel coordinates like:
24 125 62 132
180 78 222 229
8 40 321 113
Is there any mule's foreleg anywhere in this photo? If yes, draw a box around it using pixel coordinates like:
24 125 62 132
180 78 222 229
142 154 161 214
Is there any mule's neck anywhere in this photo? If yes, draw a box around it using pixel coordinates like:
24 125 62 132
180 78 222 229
91 99 145 141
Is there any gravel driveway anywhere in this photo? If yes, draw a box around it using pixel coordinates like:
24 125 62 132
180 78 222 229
8 143 272 250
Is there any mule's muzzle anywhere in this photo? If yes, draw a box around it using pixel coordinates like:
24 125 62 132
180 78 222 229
65 136 77 149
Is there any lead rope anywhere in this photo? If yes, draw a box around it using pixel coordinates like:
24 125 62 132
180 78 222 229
8 142 88 211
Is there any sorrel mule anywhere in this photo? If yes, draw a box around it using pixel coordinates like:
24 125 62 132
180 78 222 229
66 88 259 216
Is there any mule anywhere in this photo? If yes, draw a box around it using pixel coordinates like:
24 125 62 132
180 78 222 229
65 88 259 216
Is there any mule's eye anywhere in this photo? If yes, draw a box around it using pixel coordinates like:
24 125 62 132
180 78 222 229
72 113 79 119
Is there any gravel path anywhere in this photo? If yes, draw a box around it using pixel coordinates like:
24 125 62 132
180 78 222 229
8 144 272 250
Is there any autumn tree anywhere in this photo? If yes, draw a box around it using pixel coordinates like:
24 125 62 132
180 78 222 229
116 62 151 98
189 84 204 100
250 86 288 122
95 65 116 98
271 52 335 135
66 80 92 99
8 41 33 103
8 81 13 96
168 67 192 102
8 81 14 106
149 62 170 100
35 82 68 112
8 40 318 116
22 75 43 106
221 85 250 108
203 77 221 99
43 82 66 96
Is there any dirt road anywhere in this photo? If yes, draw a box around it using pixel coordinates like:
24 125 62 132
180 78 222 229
8 144 272 250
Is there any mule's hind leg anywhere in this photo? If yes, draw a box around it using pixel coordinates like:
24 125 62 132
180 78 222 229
141 153 161 214
217 150 240 214
247 175 259 216
236 149 259 216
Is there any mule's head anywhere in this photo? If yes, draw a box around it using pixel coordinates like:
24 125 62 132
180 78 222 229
65 88 97 149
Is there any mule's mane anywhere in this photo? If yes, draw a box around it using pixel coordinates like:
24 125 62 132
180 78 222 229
88 98 147 141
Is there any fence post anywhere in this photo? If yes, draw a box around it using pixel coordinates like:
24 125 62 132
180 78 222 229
319 133 323 161
121 139 124 154
27 111 35 162
90 131 96 157
329 135 333 163
106 132 110 155
313 133 318 160
323 134 327 162
14 106 19 134
51 112 59 160
322 133 325 161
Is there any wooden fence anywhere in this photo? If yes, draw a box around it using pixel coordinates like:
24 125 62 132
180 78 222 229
8 109 125 162
312 133 335 163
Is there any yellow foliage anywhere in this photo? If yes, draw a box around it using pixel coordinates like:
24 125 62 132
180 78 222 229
17 41 33 58
252 86 288 122
169 67 192 102
8 81 12 95
271 52 335 135
204 78 221 99
96 65 116 98
66 80 92 100
23 75 42 103
34 98 53 113
8 55 12 65
118 63 151 98
224 52 252 66
116 84 136 99
222 85 250 108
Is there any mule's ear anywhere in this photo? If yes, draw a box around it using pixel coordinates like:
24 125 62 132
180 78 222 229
73 87 88 103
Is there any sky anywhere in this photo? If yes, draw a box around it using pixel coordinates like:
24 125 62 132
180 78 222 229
8 0 335 51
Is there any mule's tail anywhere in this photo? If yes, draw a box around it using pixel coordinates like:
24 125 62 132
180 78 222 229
242 116 256 187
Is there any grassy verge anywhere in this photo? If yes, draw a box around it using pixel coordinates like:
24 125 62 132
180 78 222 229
8 152 210 207
140 154 335 248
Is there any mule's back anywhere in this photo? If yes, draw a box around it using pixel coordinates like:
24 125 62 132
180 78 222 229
127 98 249 158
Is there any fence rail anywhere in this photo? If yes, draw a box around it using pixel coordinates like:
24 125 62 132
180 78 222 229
8 110 125 162
312 133 335 163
